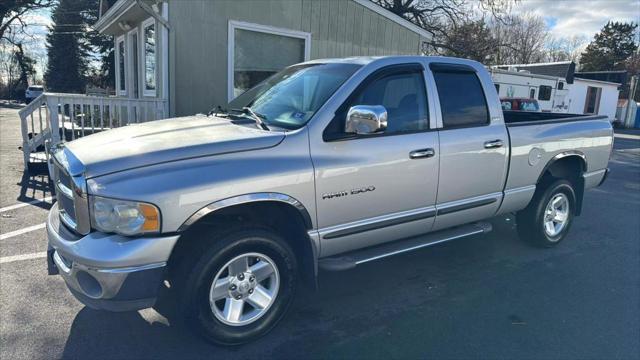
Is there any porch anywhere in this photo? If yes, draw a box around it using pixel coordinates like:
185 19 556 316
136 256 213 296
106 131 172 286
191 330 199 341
18 93 168 172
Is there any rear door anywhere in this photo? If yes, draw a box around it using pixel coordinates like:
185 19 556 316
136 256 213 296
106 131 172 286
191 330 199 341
428 63 509 231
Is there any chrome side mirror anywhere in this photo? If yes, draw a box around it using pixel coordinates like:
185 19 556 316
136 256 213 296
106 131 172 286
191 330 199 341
345 105 387 135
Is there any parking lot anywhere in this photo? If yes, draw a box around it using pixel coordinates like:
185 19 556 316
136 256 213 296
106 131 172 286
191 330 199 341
1 105 639 359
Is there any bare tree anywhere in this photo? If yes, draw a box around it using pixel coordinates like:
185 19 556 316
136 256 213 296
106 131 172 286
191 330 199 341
545 35 587 63
373 0 467 41
372 0 517 54
1 0 53 41
492 13 548 64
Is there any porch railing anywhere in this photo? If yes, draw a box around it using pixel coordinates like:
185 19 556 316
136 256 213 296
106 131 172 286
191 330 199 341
18 92 168 172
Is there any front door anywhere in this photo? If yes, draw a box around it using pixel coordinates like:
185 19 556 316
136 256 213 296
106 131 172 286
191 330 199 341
429 65 509 231
311 64 439 257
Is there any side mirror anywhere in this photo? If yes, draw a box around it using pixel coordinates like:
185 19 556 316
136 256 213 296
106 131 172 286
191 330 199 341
345 105 387 135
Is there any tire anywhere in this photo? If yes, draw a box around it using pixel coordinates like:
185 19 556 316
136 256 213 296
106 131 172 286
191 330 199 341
175 227 297 345
516 179 576 247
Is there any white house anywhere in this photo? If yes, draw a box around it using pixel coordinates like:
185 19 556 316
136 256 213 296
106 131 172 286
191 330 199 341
566 78 621 121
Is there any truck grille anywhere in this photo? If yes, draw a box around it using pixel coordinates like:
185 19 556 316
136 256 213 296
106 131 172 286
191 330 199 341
55 163 78 231
52 152 90 236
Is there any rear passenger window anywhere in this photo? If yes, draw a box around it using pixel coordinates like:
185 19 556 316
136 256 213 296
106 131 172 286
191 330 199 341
350 71 429 133
433 71 489 128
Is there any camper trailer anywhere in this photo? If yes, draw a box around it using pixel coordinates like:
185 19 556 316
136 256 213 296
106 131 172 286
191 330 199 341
489 68 568 112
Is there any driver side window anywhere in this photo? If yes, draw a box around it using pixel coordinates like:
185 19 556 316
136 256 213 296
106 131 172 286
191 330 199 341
349 70 429 134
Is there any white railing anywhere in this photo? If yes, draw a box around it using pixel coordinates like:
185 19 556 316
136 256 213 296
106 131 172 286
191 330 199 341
19 93 168 171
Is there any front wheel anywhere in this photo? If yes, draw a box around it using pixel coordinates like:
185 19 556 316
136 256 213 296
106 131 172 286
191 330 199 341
517 179 576 247
176 228 297 345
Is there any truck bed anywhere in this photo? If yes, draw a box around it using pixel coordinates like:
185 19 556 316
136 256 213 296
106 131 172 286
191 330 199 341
502 113 613 195
503 110 608 126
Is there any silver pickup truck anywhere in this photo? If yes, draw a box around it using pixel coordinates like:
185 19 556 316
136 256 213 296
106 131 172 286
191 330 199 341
47 56 613 344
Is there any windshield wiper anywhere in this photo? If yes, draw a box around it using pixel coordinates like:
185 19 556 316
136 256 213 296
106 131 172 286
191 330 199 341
230 107 270 131
207 105 228 117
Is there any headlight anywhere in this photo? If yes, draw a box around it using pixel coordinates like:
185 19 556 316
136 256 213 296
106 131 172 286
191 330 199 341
89 196 161 236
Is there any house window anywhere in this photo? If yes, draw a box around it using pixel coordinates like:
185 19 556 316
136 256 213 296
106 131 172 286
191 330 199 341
117 36 126 95
558 82 564 90
529 88 535 99
228 21 310 101
143 19 156 96
584 86 601 114
538 85 552 101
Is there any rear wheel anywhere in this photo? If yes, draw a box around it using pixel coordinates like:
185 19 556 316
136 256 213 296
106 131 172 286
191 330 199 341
175 228 297 345
517 179 576 247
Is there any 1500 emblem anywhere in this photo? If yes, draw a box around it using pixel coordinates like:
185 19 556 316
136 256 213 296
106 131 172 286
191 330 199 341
322 186 375 200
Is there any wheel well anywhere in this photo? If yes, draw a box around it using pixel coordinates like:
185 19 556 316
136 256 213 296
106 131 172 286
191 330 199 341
168 201 317 289
539 155 586 215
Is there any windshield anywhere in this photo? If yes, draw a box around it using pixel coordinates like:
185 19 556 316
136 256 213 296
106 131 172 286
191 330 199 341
228 63 362 130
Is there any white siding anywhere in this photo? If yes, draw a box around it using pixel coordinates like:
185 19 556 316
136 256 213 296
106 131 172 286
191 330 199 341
566 79 620 121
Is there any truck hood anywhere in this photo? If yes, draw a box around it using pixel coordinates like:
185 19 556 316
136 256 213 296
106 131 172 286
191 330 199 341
64 115 284 178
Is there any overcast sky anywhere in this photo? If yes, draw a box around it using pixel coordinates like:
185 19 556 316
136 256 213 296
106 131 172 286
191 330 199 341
6 0 640 80
511 0 640 40
22 0 640 45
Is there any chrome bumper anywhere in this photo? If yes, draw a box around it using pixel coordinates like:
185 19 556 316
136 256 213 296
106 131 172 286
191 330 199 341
47 206 180 311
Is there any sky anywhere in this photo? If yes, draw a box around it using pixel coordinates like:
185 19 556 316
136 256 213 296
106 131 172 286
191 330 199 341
4 0 639 81
511 0 640 39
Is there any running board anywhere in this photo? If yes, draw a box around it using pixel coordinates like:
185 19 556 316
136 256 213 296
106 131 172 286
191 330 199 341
318 222 492 271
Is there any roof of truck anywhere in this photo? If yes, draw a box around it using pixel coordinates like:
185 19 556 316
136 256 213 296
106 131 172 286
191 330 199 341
303 55 482 66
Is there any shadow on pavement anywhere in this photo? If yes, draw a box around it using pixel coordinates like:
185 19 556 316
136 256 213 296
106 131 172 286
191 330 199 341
0 101 26 109
57 227 511 360
61 306 218 360
16 170 54 210
61 285 255 359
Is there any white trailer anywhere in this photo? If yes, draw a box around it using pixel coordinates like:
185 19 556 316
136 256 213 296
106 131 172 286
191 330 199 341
489 68 568 112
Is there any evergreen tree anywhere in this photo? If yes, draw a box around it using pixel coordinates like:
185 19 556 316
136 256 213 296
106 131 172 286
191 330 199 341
83 0 114 88
580 22 638 71
439 20 500 63
44 0 88 92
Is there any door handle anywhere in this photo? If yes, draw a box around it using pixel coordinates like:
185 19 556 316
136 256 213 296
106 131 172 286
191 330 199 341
409 148 435 159
484 139 504 149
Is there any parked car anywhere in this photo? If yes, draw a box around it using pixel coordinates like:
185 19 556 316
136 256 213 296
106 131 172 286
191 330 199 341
25 85 44 103
46 56 613 345
501 97 541 112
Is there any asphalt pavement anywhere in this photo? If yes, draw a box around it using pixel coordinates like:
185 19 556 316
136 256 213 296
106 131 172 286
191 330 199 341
1 106 639 359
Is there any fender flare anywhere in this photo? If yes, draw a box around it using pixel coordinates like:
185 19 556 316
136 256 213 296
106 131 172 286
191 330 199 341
177 192 314 232
536 150 588 215
536 150 587 184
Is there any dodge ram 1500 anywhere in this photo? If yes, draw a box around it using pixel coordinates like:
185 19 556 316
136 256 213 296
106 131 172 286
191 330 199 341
46 56 613 344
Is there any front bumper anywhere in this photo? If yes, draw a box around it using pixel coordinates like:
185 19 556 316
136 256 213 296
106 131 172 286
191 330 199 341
47 206 180 311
